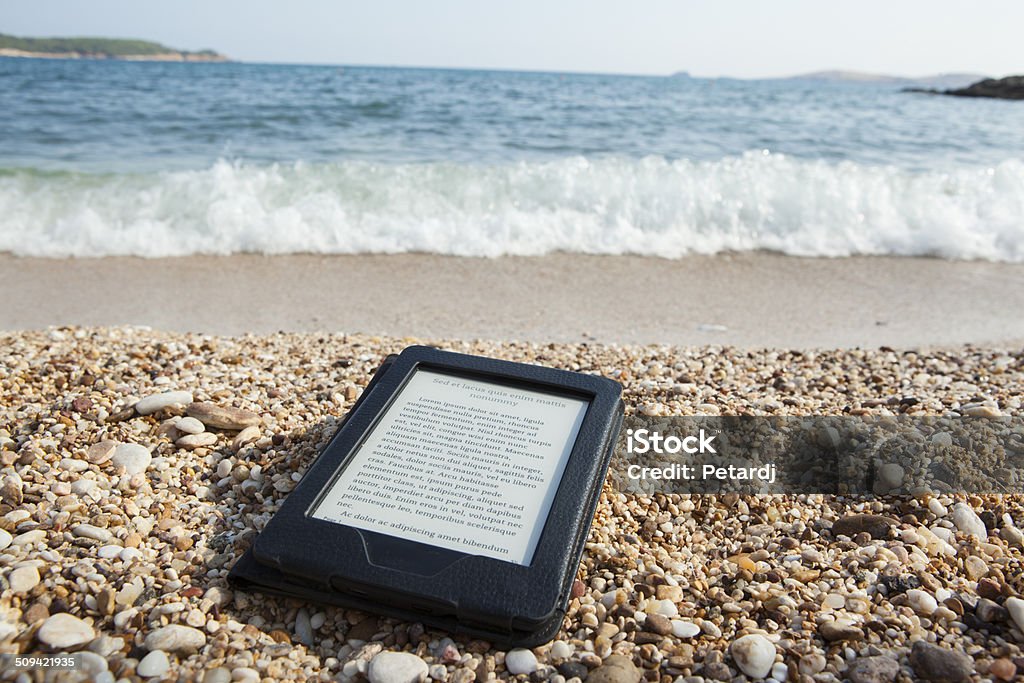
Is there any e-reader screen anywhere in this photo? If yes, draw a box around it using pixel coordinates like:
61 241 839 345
310 368 590 565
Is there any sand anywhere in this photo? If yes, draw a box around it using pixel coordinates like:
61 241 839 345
2 252 1023 348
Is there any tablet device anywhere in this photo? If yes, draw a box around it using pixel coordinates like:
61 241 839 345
229 345 623 646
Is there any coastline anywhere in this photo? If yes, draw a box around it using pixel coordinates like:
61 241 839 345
2 252 1022 348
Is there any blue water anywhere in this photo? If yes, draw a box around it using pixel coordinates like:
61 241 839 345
1 58 1023 259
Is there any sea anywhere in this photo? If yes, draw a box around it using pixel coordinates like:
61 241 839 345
1 58 1022 261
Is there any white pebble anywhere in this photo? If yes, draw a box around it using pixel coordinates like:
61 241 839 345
135 390 193 415
8 565 40 593
906 589 938 615
367 652 429 683
111 443 152 476
672 620 701 638
731 634 775 679
550 641 573 659
951 503 987 539
1006 597 1024 632
505 649 538 675
137 650 170 677
175 416 206 434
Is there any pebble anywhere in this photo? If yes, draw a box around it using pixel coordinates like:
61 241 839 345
0 528 11 550
820 619 864 641
295 608 314 645
9 565 41 593
876 463 904 491
505 648 538 675
135 390 194 415
730 634 775 679
951 503 988 539
232 424 261 449
672 620 701 638
586 655 639 683
846 656 900 683
550 641 572 660
175 416 206 434
187 402 261 430
177 432 218 449
367 652 429 683
13 529 47 546
86 440 117 464
111 443 152 475
137 650 171 677
1005 597 1024 632
202 668 232 683
73 524 112 542
832 514 895 539
909 641 974 682
144 624 207 654
37 613 95 649
990 658 1017 681
907 589 939 615
643 613 672 635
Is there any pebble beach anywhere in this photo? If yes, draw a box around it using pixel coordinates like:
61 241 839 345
2 326 1024 683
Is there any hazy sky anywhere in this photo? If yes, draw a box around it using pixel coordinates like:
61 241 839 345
5 1 1023 78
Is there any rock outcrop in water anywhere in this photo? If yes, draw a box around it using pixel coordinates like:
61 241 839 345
905 75 1024 100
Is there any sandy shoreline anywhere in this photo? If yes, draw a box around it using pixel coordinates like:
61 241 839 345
0 328 1022 681
2 252 1023 348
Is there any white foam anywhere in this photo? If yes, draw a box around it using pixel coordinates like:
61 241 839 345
1 152 1022 260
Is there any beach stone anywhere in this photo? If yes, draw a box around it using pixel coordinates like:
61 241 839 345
587 655 640 683
9 565 40 593
990 658 1017 681
643 613 672 635
672 620 701 638
951 503 987 539
557 661 588 679
847 656 900 683
820 619 864 641
550 641 572 660
202 668 232 683
907 589 939 615
135 390 193 415
86 440 117 464
111 443 151 475
1005 597 1024 632
232 425 261 449
137 649 171 677
73 524 112 542
832 514 895 539
1000 525 1024 548
876 463 905 491
295 608 314 645
367 651 429 683
187 402 260 430
0 528 11 550
176 432 218 449
144 624 206 654
730 634 775 679
175 416 206 434
37 613 95 649
12 529 47 546
909 641 973 682
505 648 538 675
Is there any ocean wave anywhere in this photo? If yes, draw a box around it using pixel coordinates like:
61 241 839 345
1 153 1022 260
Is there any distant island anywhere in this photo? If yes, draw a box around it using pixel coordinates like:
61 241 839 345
905 75 1024 101
0 33 227 62
779 70 986 89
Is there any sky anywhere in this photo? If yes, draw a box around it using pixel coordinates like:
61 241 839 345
4 1 1024 78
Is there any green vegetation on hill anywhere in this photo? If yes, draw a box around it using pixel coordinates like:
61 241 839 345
0 33 221 58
